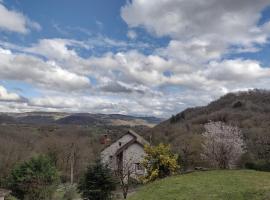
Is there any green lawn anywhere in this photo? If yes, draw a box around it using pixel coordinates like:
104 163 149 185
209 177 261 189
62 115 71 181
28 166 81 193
128 170 270 200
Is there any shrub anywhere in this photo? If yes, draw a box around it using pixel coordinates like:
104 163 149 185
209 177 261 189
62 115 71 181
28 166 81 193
142 144 179 183
245 160 270 172
78 160 117 200
7 155 59 200
5 195 18 200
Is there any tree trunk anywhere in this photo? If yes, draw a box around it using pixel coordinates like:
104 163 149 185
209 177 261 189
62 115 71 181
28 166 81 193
123 190 128 199
122 184 128 199
70 143 74 184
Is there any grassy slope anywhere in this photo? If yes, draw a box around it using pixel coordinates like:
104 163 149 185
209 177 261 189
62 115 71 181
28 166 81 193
129 170 270 200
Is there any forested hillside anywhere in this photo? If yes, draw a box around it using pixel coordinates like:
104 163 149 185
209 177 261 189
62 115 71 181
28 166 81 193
148 90 270 169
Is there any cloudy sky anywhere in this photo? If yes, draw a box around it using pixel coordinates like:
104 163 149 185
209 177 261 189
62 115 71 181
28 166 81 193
0 0 270 117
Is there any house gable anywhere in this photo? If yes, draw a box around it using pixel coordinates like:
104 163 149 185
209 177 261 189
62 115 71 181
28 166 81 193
101 133 134 165
101 130 149 156
100 130 149 172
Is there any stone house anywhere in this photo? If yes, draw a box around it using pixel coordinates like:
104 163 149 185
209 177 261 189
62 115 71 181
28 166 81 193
100 130 149 179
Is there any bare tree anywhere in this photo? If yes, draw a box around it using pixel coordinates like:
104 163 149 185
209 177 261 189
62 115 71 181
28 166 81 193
201 121 245 169
69 143 75 185
38 133 97 183
114 156 138 199
254 131 270 160
173 134 203 171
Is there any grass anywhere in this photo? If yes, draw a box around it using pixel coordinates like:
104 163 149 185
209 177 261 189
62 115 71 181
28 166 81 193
128 170 270 200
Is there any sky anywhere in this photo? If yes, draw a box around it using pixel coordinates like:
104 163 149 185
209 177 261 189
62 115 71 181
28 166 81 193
0 0 270 117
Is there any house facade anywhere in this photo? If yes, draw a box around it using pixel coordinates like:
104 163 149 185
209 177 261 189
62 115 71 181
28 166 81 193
100 130 149 178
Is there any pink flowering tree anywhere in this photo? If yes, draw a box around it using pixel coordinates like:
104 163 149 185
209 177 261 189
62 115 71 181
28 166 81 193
201 121 245 169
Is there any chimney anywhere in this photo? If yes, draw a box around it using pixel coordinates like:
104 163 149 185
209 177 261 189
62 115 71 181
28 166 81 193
100 134 111 145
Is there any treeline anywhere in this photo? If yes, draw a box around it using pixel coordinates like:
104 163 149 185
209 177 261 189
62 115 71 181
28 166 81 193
0 124 146 185
0 125 99 184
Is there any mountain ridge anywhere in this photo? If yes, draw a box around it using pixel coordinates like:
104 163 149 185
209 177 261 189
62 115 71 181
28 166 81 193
0 112 164 127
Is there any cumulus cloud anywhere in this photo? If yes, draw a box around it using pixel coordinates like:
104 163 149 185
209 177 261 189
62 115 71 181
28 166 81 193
157 39 224 64
118 0 270 94
206 59 270 81
26 38 88 60
0 47 90 91
82 49 270 92
82 51 173 87
0 3 41 33
121 0 270 52
122 0 270 38
0 85 22 101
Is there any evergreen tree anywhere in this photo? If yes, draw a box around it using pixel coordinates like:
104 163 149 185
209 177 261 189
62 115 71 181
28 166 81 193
78 160 117 200
8 155 59 200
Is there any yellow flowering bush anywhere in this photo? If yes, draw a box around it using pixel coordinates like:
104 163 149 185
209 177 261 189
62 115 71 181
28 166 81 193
142 143 179 183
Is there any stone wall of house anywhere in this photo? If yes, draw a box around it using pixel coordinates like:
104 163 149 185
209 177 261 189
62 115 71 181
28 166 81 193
101 134 134 169
123 143 145 177
0 189 10 200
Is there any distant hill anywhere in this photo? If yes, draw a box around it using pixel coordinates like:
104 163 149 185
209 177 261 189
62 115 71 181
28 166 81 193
148 89 270 169
0 112 163 127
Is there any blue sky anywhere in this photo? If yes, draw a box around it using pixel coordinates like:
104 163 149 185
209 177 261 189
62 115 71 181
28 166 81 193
1 0 168 53
0 0 270 117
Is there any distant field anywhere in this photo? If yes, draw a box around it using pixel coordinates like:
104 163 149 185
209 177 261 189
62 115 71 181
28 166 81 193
128 170 270 200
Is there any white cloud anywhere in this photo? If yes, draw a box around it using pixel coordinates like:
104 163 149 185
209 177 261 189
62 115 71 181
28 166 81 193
26 38 88 60
121 0 270 52
206 59 270 82
157 39 224 64
127 30 137 39
118 0 270 94
0 47 90 91
82 50 172 87
0 3 41 33
0 85 21 101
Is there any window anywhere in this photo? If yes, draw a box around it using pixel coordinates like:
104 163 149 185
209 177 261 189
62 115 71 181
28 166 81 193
135 163 143 171
109 155 113 160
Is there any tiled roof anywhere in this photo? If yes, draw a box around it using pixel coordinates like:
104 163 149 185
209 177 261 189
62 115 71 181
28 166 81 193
101 129 149 153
